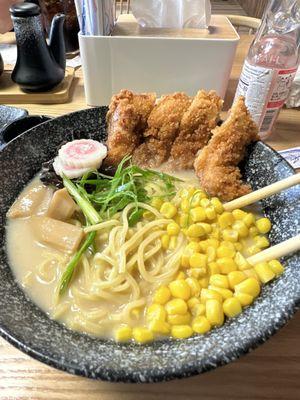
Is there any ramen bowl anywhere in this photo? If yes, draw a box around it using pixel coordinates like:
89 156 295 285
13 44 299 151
0 107 299 382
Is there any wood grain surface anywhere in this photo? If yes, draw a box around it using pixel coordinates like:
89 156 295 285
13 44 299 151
0 33 300 400
0 67 74 104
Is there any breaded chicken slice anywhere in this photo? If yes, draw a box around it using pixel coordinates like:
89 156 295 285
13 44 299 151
104 89 156 166
169 90 223 169
194 96 259 201
132 92 191 167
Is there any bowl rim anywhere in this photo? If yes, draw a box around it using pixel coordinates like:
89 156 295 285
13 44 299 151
0 107 299 383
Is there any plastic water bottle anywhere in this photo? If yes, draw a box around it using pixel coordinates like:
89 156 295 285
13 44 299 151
234 0 300 139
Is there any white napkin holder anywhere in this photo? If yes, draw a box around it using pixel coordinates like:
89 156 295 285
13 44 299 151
79 14 239 106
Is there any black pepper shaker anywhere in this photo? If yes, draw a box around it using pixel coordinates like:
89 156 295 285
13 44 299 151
10 2 66 92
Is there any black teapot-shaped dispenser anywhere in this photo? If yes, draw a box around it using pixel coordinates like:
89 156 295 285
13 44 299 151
10 3 66 92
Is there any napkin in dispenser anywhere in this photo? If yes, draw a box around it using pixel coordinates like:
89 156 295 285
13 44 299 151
131 0 211 29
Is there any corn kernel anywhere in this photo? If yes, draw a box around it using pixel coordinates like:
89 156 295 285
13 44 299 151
148 319 170 334
256 217 271 234
268 259 284 276
169 280 191 300
201 288 223 303
216 257 237 274
146 304 166 322
234 242 243 252
205 206 216 220
234 252 251 271
206 246 216 262
191 303 206 317
161 234 170 250
167 222 180 236
211 197 224 214
151 197 163 210
190 207 206 222
208 262 220 275
199 277 209 288
254 235 270 249
243 213 255 227
189 252 207 269
186 277 201 296
211 227 222 240
249 226 259 237
180 198 190 213
222 240 236 250
223 297 242 318
243 268 260 280
187 223 206 238
254 262 275 283
165 298 188 315
200 198 210 208
189 237 202 245
192 316 211 334
189 268 207 278
115 325 132 342
209 274 229 288
132 327 153 343
232 221 249 238
217 245 235 259
171 325 193 339
232 209 247 220
180 187 195 199
179 213 189 228
190 192 203 207
228 271 246 289
206 299 224 326
222 229 238 243
168 313 191 325
199 240 209 252
187 297 200 309
186 242 201 252
207 238 220 249
218 212 234 228
181 253 190 268
199 223 212 234
160 202 177 219
234 292 254 306
153 286 171 305
176 271 186 280
208 285 233 300
246 245 260 256
235 277 260 298
169 236 177 250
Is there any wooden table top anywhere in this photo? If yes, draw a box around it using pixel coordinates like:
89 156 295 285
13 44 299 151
0 33 300 399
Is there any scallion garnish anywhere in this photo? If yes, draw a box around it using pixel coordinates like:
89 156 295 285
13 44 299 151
59 156 180 294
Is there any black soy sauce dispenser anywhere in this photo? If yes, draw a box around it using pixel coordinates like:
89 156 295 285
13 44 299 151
10 2 66 92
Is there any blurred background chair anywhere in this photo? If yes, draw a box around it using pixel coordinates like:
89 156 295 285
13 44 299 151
225 15 261 34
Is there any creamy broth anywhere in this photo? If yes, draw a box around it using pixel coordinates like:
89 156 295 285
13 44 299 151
6 171 267 342
6 173 198 338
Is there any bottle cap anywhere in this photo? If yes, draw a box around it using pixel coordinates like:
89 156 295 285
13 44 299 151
10 3 40 18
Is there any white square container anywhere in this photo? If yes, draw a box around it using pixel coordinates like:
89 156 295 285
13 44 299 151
79 14 239 106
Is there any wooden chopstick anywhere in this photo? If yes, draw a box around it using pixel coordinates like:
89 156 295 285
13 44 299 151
223 174 300 212
247 234 300 265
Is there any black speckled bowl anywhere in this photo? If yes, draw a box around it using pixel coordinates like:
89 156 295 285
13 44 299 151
0 107 299 383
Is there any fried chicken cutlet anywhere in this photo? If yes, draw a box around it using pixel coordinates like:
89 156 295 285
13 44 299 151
132 92 191 167
194 96 259 201
169 90 223 169
104 89 156 166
